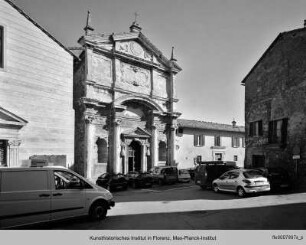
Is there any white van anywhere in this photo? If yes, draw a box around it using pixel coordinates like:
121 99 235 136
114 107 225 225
0 167 115 229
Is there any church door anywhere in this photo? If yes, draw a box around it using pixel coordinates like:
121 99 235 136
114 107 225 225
128 141 141 172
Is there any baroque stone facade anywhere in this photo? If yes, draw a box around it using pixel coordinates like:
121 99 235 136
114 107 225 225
243 23 306 185
73 21 181 180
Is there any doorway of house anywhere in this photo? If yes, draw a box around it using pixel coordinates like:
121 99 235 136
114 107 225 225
0 140 7 166
128 141 141 172
252 155 265 167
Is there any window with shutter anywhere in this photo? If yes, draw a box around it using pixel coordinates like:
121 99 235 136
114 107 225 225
249 120 263 136
268 118 288 145
194 135 204 147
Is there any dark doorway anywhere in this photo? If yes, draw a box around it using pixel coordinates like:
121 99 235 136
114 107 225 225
252 155 265 168
0 140 7 166
128 141 141 172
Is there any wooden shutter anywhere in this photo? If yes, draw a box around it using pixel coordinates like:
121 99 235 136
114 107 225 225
281 118 288 147
258 120 263 136
249 122 254 136
268 121 273 143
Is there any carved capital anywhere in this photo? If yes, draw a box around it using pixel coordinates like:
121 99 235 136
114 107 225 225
84 115 95 124
8 140 21 147
113 119 122 126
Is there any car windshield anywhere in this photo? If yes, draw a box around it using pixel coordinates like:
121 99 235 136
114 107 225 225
243 170 263 178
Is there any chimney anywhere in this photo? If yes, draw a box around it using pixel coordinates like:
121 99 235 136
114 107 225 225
232 119 237 127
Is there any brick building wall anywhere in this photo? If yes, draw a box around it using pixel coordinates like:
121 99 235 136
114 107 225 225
244 26 306 185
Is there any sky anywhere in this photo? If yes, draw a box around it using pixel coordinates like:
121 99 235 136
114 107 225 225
12 0 306 126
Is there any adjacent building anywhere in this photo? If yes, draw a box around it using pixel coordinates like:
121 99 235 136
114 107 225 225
243 22 306 185
176 119 245 169
73 17 181 180
0 0 75 167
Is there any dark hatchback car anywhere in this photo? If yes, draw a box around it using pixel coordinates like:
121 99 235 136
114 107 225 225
96 173 128 192
256 167 291 192
127 171 154 188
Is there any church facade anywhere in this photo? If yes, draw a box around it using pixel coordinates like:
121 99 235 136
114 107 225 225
73 19 181 180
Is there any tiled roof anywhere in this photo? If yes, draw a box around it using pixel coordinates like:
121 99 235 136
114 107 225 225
177 119 245 133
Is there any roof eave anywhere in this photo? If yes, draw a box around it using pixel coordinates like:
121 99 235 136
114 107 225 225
4 0 77 59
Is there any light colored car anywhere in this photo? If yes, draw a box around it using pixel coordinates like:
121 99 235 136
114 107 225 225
178 169 191 183
0 167 115 229
212 168 270 197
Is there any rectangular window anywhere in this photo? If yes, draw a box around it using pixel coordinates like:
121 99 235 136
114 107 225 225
0 26 3 68
268 118 288 146
232 137 240 147
194 135 204 147
242 137 245 148
2 171 48 192
214 136 221 146
234 155 238 161
196 155 202 163
249 120 263 136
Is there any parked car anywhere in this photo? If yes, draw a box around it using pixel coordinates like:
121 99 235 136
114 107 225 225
255 167 291 192
178 169 191 183
188 168 195 180
194 161 238 189
0 167 115 229
150 166 178 185
212 168 270 197
127 171 154 188
96 173 128 192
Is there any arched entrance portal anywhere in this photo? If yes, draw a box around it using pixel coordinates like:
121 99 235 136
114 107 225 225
128 141 141 172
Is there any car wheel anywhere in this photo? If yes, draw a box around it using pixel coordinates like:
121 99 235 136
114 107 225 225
237 187 246 197
89 202 107 221
213 184 219 193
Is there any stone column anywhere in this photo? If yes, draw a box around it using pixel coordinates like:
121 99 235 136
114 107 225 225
151 124 158 167
168 124 176 166
141 143 148 172
85 115 95 179
8 140 21 167
113 119 121 174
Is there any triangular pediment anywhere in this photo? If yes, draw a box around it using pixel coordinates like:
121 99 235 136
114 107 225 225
122 127 151 138
0 106 28 127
